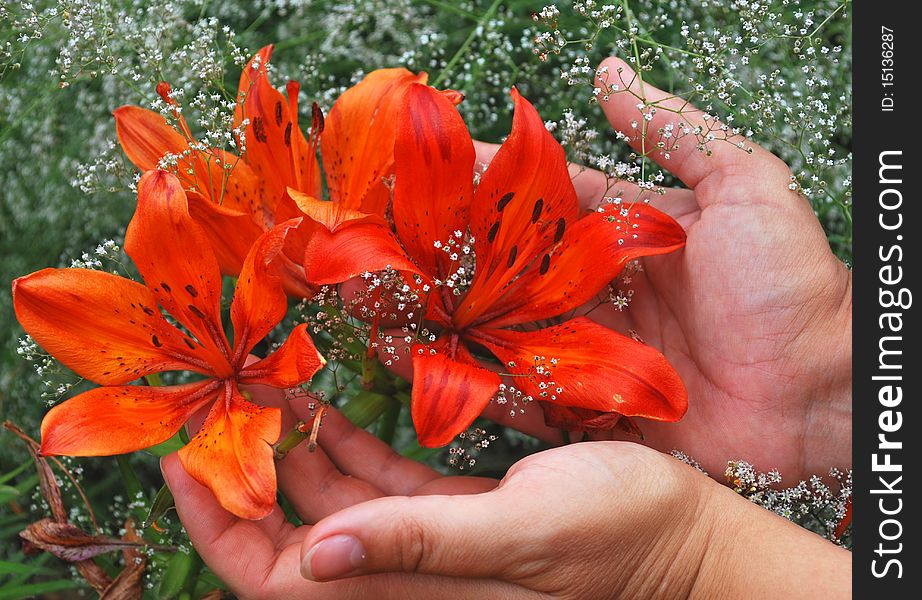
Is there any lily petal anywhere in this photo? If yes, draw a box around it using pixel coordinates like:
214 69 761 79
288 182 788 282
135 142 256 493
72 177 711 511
125 171 231 373
113 105 190 171
114 106 265 223
230 218 302 361
482 202 687 327
322 68 427 214
540 403 644 437
393 84 475 281
238 323 324 388
287 189 378 232
235 46 319 205
186 192 264 277
470 317 687 421
302 221 418 285
39 381 220 456
454 88 579 329
178 382 281 520
13 268 210 385
411 338 501 447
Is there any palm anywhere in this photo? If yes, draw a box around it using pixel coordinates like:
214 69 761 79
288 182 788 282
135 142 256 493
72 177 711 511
453 56 852 480
589 169 851 479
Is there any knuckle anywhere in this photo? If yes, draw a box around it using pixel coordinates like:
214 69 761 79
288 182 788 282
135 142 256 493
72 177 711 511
393 514 429 573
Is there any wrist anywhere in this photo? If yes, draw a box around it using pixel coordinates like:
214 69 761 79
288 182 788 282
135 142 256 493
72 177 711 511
802 268 852 478
690 477 851 599
611 454 717 600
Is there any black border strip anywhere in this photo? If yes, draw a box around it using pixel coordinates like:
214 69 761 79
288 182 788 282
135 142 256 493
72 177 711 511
853 2 916 595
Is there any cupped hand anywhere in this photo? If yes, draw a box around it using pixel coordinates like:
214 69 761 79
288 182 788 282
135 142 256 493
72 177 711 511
582 58 852 481
163 389 849 600
163 387 709 600
379 57 851 482
164 386 503 600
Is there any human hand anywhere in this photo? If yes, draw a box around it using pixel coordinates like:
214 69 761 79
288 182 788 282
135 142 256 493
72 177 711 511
162 386 503 600
379 57 851 482
580 57 852 481
163 394 850 599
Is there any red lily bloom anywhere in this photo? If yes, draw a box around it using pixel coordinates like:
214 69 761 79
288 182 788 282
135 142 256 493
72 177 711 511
114 45 434 297
302 84 688 447
12 171 323 519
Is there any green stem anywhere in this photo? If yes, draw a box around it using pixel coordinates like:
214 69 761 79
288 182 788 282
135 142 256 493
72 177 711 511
433 0 503 87
274 422 311 459
377 401 402 446
420 0 479 20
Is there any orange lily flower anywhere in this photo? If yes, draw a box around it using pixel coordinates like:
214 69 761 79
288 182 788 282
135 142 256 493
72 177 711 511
302 84 688 447
114 45 435 297
12 171 324 519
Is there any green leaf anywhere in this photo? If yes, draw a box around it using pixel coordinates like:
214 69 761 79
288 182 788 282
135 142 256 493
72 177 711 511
340 391 391 429
143 484 175 529
400 440 442 462
0 560 58 577
145 432 185 457
0 579 81 600
157 550 201 600
0 462 31 486
0 485 21 504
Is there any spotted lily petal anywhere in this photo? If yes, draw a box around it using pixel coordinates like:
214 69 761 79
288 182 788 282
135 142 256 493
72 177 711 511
39 381 220 456
125 171 232 374
178 382 281 520
13 269 212 385
230 218 303 361
480 202 686 328
453 88 579 329
470 317 687 421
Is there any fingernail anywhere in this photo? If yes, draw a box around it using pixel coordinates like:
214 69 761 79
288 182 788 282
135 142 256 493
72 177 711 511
301 534 366 581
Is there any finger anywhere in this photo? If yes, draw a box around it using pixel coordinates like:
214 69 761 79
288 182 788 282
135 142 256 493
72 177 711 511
277 435 387 524
299 406 441 496
165 455 520 600
299 491 532 582
275 394 387 523
475 137 698 226
160 453 303 590
595 56 792 197
314 407 499 495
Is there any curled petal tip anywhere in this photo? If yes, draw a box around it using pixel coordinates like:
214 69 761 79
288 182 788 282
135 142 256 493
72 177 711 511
156 81 174 104
439 89 465 105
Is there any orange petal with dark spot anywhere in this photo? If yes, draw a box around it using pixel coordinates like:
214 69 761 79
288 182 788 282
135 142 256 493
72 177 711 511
454 88 580 329
234 46 319 208
230 218 302 361
39 381 220 456
126 171 232 374
13 268 211 385
470 318 687 421
178 383 281 520
482 202 686 328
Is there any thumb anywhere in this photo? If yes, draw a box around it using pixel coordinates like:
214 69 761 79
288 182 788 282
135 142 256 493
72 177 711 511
299 493 529 582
